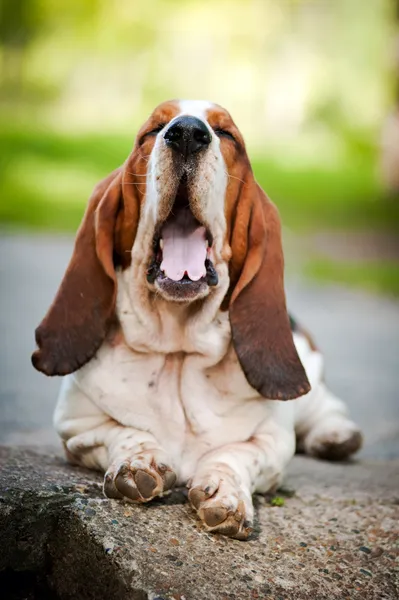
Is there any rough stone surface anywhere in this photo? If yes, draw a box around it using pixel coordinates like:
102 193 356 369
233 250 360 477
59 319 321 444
1 447 398 600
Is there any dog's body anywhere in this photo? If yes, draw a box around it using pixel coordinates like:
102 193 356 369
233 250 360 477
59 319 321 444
33 100 362 539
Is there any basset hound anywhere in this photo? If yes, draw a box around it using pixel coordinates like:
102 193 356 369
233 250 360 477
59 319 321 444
32 100 362 540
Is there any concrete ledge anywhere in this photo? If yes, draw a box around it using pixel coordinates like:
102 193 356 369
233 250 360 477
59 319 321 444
0 446 398 599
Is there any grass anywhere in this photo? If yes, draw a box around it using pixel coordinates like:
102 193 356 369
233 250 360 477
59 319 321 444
305 258 399 298
2 123 398 232
0 126 133 231
252 156 399 233
1 123 398 296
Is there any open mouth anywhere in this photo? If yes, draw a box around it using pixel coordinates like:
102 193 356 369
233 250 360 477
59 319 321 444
146 177 218 298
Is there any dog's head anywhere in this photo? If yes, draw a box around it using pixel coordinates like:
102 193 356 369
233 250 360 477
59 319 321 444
32 99 310 400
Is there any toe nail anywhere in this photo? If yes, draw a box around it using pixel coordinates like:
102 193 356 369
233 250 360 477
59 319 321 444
234 500 245 521
235 527 251 541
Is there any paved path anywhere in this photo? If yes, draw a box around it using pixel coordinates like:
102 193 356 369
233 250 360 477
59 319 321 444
1 232 398 457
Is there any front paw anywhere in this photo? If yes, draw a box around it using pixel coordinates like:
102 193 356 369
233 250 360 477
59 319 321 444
104 453 176 502
188 468 253 540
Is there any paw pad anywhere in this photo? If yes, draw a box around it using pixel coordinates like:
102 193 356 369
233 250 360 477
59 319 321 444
104 457 176 502
189 479 253 540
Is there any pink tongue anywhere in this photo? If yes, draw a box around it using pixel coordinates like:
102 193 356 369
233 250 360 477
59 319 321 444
161 222 207 281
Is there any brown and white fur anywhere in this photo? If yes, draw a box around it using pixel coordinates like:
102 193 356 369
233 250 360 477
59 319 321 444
32 100 362 540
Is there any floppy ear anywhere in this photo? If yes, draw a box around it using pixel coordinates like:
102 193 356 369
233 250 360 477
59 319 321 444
32 168 137 376
228 179 310 400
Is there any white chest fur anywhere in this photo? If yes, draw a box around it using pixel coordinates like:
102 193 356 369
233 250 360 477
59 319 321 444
71 268 284 477
56 264 353 498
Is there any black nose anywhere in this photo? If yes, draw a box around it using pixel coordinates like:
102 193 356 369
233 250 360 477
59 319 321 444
164 116 211 157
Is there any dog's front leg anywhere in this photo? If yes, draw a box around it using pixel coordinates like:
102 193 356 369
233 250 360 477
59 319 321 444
65 424 177 503
103 426 177 502
56 376 177 502
188 421 295 539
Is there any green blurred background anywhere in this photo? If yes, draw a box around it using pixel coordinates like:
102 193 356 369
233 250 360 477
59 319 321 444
1 0 398 295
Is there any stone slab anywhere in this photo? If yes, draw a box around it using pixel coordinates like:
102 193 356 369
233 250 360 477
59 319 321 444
1 447 398 599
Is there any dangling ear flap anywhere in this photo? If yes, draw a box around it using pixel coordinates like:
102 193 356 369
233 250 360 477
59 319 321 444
228 179 310 400
32 168 135 376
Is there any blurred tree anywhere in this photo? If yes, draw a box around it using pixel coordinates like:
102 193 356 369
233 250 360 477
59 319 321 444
0 0 42 96
379 0 399 194
395 0 399 100
0 0 394 148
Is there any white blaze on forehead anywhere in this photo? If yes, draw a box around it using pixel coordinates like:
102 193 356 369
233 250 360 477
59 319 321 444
177 100 214 122
143 98 227 284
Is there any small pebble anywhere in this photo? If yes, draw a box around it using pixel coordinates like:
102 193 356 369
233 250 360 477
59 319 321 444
299 542 307 547
170 538 180 546
370 547 384 559
103 539 115 554
50 484 63 492
359 568 372 577
359 546 371 554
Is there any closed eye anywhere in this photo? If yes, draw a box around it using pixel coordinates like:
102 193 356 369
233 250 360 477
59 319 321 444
139 123 167 145
139 123 166 146
213 128 235 142
147 123 166 136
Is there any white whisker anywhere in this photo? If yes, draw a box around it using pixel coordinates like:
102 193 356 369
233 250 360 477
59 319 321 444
126 171 148 177
225 171 246 185
121 181 147 196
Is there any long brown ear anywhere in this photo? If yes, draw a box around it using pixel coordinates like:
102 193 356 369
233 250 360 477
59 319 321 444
228 178 310 400
32 168 130 376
